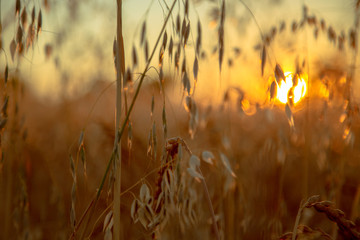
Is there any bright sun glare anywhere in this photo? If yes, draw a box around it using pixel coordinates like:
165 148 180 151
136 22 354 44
277 72 307 104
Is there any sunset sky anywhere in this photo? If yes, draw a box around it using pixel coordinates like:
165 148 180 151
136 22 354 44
1 0 357 102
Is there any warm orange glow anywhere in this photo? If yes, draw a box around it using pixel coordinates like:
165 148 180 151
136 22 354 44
277 72 307 104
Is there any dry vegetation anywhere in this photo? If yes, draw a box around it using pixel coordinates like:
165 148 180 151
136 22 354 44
1 0 360 239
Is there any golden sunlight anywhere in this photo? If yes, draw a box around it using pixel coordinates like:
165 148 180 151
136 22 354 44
276 72 307 104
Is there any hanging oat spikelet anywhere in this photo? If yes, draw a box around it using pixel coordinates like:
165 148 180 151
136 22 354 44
103 211 113 240
185 0 189 16
201 151 214 165
350 29 357 50
4 65 8 84
37 10 42 36
176 14 181 35
275 64 285 84
270 80 277 100
21 8 27 28
144 40 149 62
16 0 21 16
193 56 198 82
140 21 146 46
162 31 168 50
292 21 298 32
168 37 173 59
220 152 236 178
10 39 16 62
132 45 137 68
261 45 266 76
184 23 190 47
16 25 23 45
31 7 35 24
187 155 203 180
218 0 225 72
182 72 191 95
196 19 202 55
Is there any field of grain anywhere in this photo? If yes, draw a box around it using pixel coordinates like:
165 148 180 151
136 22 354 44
1 0 360 239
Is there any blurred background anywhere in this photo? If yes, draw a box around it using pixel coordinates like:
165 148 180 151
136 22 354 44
0 0 358 102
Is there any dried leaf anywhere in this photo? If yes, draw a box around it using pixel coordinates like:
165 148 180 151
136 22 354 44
220 152 236 177
261 45 266 76
201 151 214 165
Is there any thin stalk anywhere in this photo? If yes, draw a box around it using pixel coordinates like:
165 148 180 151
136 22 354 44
198 167 221 240
114 0 124 239
73 0 178 235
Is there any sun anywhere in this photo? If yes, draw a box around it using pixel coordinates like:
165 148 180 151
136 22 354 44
276 72 307 104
